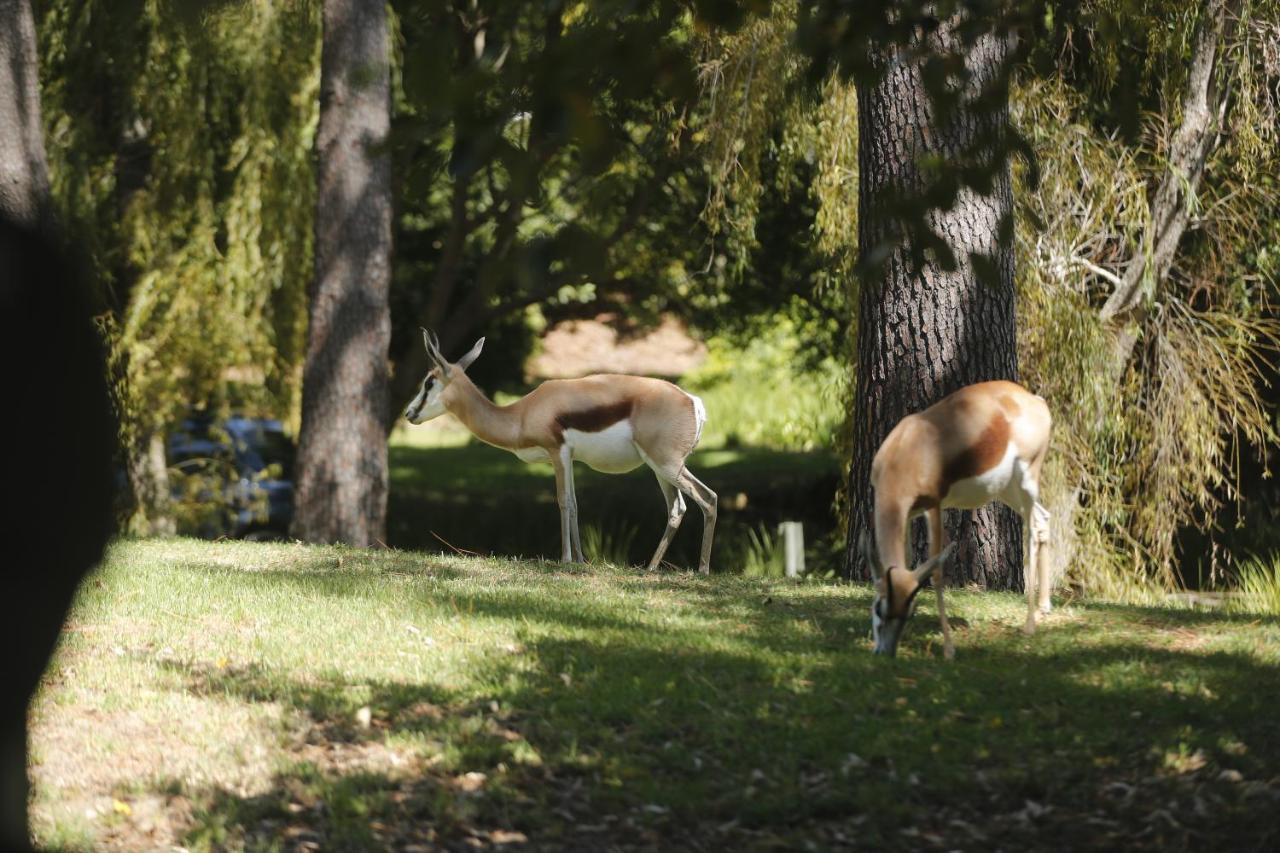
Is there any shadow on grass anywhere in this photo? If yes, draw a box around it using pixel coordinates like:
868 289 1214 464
387 443 841 571
157 558 1280 851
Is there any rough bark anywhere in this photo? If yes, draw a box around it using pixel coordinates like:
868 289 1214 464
0 0 49 228
844 22 1022 588
292 0 392 546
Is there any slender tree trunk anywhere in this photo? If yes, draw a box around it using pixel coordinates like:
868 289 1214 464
1051 0 1236 578
292 0 392 546
124 430 175 536
844 22 1022 587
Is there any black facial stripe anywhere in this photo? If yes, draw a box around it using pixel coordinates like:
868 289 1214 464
406 377 435 419
904 585 924 611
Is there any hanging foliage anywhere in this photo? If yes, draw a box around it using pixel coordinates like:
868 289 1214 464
39 0 319 530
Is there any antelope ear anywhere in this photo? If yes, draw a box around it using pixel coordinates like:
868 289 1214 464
859 532 884 580
456 337 485 371
911 542 957 583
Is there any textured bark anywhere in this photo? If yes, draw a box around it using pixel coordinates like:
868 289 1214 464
844 23 1022 588
292 0 392 546
0 0 49 228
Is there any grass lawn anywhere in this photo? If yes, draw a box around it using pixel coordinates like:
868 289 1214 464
30 539 1280 851
386 425 841 571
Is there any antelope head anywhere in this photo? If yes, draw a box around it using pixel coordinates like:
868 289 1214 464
862 533 956 657
402 329 485 424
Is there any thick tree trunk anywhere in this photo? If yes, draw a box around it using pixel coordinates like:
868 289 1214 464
844 23 1022 587
2 5 116 849
292 0 392 546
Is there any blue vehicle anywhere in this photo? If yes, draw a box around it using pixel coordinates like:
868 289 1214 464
168 416 296 540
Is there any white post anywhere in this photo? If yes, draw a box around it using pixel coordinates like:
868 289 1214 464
779 521 804 578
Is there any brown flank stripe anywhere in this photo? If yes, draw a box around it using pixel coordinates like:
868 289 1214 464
554 400 633 441
941 414 1011 489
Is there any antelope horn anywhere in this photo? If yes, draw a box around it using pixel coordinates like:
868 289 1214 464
421 328 452 377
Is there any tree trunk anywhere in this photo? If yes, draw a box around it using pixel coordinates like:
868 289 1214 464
844 22 1022 587
124 430 175 537
291 0 392 547
0 0 48 228
2 4 116 849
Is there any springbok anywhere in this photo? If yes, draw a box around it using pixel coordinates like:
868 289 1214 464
402 330 718 573
863 380 1052 658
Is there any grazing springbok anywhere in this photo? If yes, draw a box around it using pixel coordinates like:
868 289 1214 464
864 380 1053 658
403 330 718 573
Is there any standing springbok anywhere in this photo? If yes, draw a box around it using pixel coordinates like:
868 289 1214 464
403 330 718 573
863 380 1052 658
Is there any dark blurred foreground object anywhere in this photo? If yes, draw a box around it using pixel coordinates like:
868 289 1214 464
0 216 116 848
168 415 296 540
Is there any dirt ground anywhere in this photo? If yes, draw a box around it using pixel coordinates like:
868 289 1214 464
525 314 706 380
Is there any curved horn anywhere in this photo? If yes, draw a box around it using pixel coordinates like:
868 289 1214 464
421 328 452 377
910 542 957 583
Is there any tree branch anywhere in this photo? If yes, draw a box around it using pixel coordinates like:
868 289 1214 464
1099 0 1237 324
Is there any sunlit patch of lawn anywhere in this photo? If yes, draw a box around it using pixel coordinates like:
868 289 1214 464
29 539 1280 850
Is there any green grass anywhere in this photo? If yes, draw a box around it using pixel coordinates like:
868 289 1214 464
1228 555 1280 616
30 539 1280 850
387 424 840 572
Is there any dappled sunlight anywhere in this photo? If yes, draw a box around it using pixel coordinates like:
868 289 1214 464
29 542 1280 849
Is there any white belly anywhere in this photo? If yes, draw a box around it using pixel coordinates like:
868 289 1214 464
942 441 1027 510
565 421 643 473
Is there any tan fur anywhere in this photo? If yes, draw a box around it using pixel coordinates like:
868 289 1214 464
869 381 1053 657
411 348 716 573
442 372 702 477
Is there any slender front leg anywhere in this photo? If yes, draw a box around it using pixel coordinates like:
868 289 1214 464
927 507 955 660
646 476 686 571
1032 502 1052 615
563 447 585 562
676 467 717 575
551 448 574 563
1022 505 1039 635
